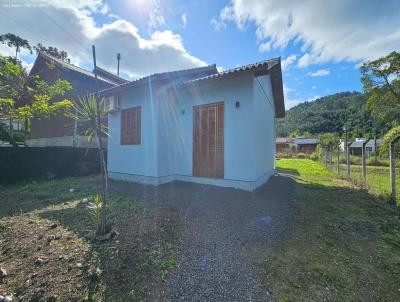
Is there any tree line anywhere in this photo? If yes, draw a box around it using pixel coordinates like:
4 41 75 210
277 51 400 150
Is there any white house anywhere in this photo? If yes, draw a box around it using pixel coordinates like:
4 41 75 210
340 138 381 156
100 58 285 191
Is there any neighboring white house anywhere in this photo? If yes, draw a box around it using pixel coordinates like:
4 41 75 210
100 58 285 191
340 138 381 156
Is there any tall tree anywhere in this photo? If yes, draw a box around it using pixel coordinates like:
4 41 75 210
0 33 32 60
34 43 70 62
361 51 400 124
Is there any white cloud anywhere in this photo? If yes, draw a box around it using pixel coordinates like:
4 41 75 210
148 7 166 32
214 0 400 67
210 5 234 31
281 54 297 70
210 18 227 31
297 53 311 68
312 85 316 90
283 84 294 95
258 41 271 52
307 69 330 77
181 13 187 28
285 95 320 109
21 61 34 72
0 1 207 78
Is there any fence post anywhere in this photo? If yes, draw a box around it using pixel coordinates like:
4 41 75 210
390 140 395 204
337 144 340 174
329 147 333 170
389 139 398 205
346 142 351 177
324 147 328 167
362 139 368 180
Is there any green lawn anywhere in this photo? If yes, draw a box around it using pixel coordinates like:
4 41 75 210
268 159 400 302
337 163 400 202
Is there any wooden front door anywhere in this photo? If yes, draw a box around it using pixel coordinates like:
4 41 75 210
193 102 224 179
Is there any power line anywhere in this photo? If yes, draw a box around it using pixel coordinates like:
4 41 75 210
36 6 89 53
256 76 274 109
0 10 47 42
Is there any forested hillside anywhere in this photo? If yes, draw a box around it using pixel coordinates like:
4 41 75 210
276 92 388 137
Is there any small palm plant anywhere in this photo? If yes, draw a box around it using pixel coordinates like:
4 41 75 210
69 95 109 235
88 194 102 232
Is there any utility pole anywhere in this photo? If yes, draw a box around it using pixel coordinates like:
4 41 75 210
343 125 348 158
343 124 351 177
337 143 340 174
347 142 351 177
389 139 398 206
117 53 121 76
362 139 369 180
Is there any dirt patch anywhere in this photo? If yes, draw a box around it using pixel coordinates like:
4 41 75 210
0 214 98 301
0 177 183 302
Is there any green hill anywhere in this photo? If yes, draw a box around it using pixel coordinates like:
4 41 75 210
276 92 388 137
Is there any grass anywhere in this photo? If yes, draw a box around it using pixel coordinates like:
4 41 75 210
317 153 400 203
337 163 400 202
0 176 181 301
269 159 400 301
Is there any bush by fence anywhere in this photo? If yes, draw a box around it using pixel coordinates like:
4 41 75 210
0 147 104 184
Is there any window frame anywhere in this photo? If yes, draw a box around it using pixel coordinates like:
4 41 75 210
120 106 141 145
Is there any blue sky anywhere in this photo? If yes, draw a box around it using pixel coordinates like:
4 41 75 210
1 0 399 109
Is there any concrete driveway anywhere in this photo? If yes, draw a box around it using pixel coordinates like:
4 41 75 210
110 175 295 302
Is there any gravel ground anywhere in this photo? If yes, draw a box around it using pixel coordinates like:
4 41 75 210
110 175 295 302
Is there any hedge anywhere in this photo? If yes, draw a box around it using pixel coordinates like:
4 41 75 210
0 147 104 184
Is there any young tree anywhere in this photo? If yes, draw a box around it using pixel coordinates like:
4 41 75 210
319 132 339 148
0 33 32 60
361 51 400 124
302 131 313 138
70 95 109 235
0 55 73 144
288 129 300 138
34 43 70 62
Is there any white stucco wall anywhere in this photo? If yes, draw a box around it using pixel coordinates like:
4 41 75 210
107 80 158 178
252 74 276 179
108 72 277 190
157 75 255 181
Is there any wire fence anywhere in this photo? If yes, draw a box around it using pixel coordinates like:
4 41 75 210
320 144 400 205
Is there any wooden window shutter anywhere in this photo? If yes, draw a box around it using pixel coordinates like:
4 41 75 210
120 106 141 145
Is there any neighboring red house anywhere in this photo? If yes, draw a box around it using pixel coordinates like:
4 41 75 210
276 137 319 154
293 138 319 154
276 137 293 153
26 52 128 148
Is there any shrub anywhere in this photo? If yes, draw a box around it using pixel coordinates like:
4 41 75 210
297 152 307 159
310 152 319 161
339 155 362 165
88 194 102 234
366 157 389 167
12 131 25 144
